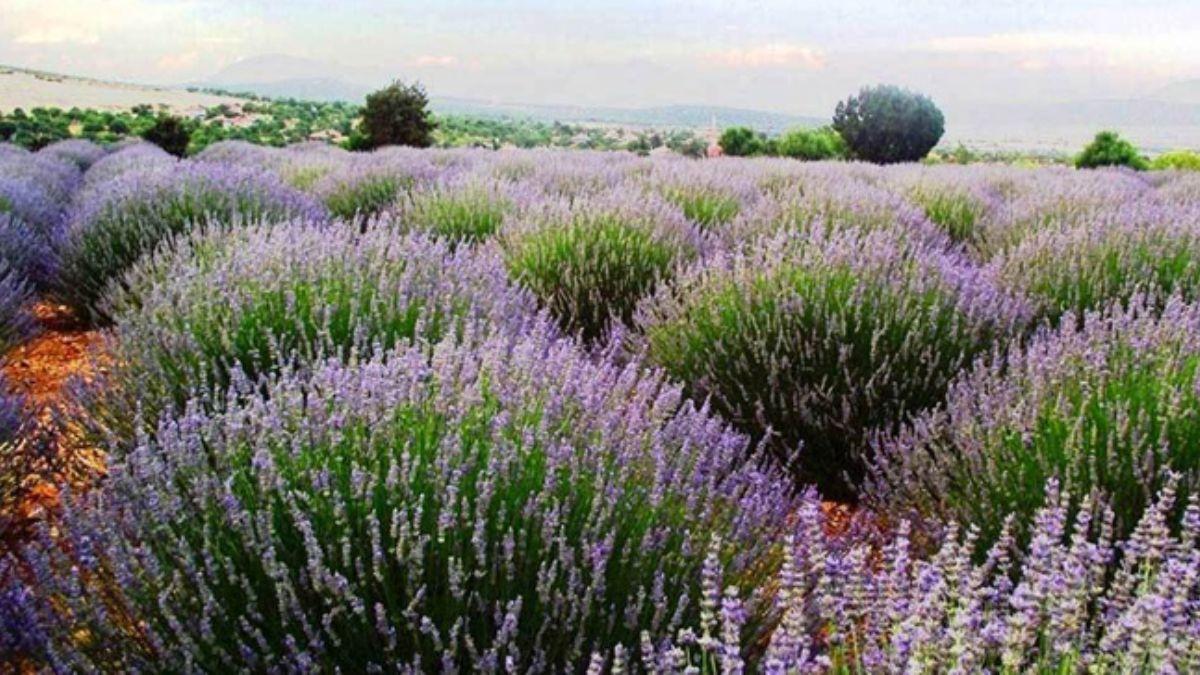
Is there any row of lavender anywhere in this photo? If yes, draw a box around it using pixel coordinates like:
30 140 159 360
1 138 1198 670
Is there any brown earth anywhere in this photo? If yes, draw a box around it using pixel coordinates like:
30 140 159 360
1 303 106 540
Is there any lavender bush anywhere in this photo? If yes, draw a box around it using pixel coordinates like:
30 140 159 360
638 478 1199 672
639 229 1029 497
994 201 1200 323
0 260 35 353
0 213 54 289
397 181 512 244
86 220 538 440
82 142 175 188
869 296 1200 543
38 139 107 171
6 323 793 671
504 196 702 342
53 161 325 322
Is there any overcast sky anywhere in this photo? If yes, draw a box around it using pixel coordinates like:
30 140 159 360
2 0 1198 114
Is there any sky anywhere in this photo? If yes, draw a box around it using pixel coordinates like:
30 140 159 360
2 0 1199 115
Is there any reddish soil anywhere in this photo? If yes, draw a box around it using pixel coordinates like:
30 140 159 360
4 303 105 407
1 303 106 537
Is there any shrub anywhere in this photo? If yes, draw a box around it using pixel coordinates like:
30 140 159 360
0 154 80 232
1151 149 1200 172
638 230 1029 497
734 172 951 250
6 324 793 671
37 139 106 171
994 205 1200 324
776 126 846 161
399 183 511 244
661 184 742 229
905 183 991 247
87 222 538 440
82 142 175 188
358 80 436 150
504 201 699 343
52 162 324 322
718 126 767 157
0 214 55 289
653 479 1200 672
1075 131 1148 171
140 114 191 158
832 85 945 164
869 296 1200 544
312 166 420 225
0 260 34 353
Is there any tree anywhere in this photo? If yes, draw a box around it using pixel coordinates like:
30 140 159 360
832 85 945 164
141 115 191 157
1075 131 1148 170
357 80 436 150
718 126 768 157
777 126 846 161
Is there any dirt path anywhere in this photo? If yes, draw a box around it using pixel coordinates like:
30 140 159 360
1 302 105 539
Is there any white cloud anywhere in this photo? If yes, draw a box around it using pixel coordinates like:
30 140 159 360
706 43 826 69
13 25 99 45
412 54 458 67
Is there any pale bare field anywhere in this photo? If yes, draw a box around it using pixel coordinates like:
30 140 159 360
0 67 244 114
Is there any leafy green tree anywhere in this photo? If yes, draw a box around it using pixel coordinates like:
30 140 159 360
1075 131 1148 170
141 114 191 157
833 85 945 164
1151 150 1200 171
777 126 846 161
718 126 767 156
357 80 436 150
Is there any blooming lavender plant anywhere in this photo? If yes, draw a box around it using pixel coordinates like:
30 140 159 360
53 161 325 322
637 478 1200 672
994 200 1200 324
6 322 794 671
82 141 175 189
86 220 539 441
0 260 35 353
396 180 513 244
638 229 1030 497
869 295 1200 544
504 194 703 343
38 139 108 171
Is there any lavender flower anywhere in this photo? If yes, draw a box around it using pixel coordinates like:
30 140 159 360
869 294 1200 543
7 321 794 671
638 228 1030 497
53 161 326 322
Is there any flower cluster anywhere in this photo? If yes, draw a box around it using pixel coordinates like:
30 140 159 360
638 228 1029 497
53 160 325 321
86 220 540 442
6 321 794 671
869 295 1200 543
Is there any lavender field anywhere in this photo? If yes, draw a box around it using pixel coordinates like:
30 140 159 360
1 138 1199 671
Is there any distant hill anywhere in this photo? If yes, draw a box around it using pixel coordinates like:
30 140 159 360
0 65 244 114
1149 79 1200 105
432 97 825 132
206 54 826 131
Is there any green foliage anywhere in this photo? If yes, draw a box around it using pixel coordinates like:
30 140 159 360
140 115 191 157
718 126 768 156
322 174 408 222
504 212 686 342
1075 131 1148 170
358 81 437 150
907 186 988 245
662 186 741 229
402 187 510 244
833 85 945 164
1151 149 1200 171
776 126 846 161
